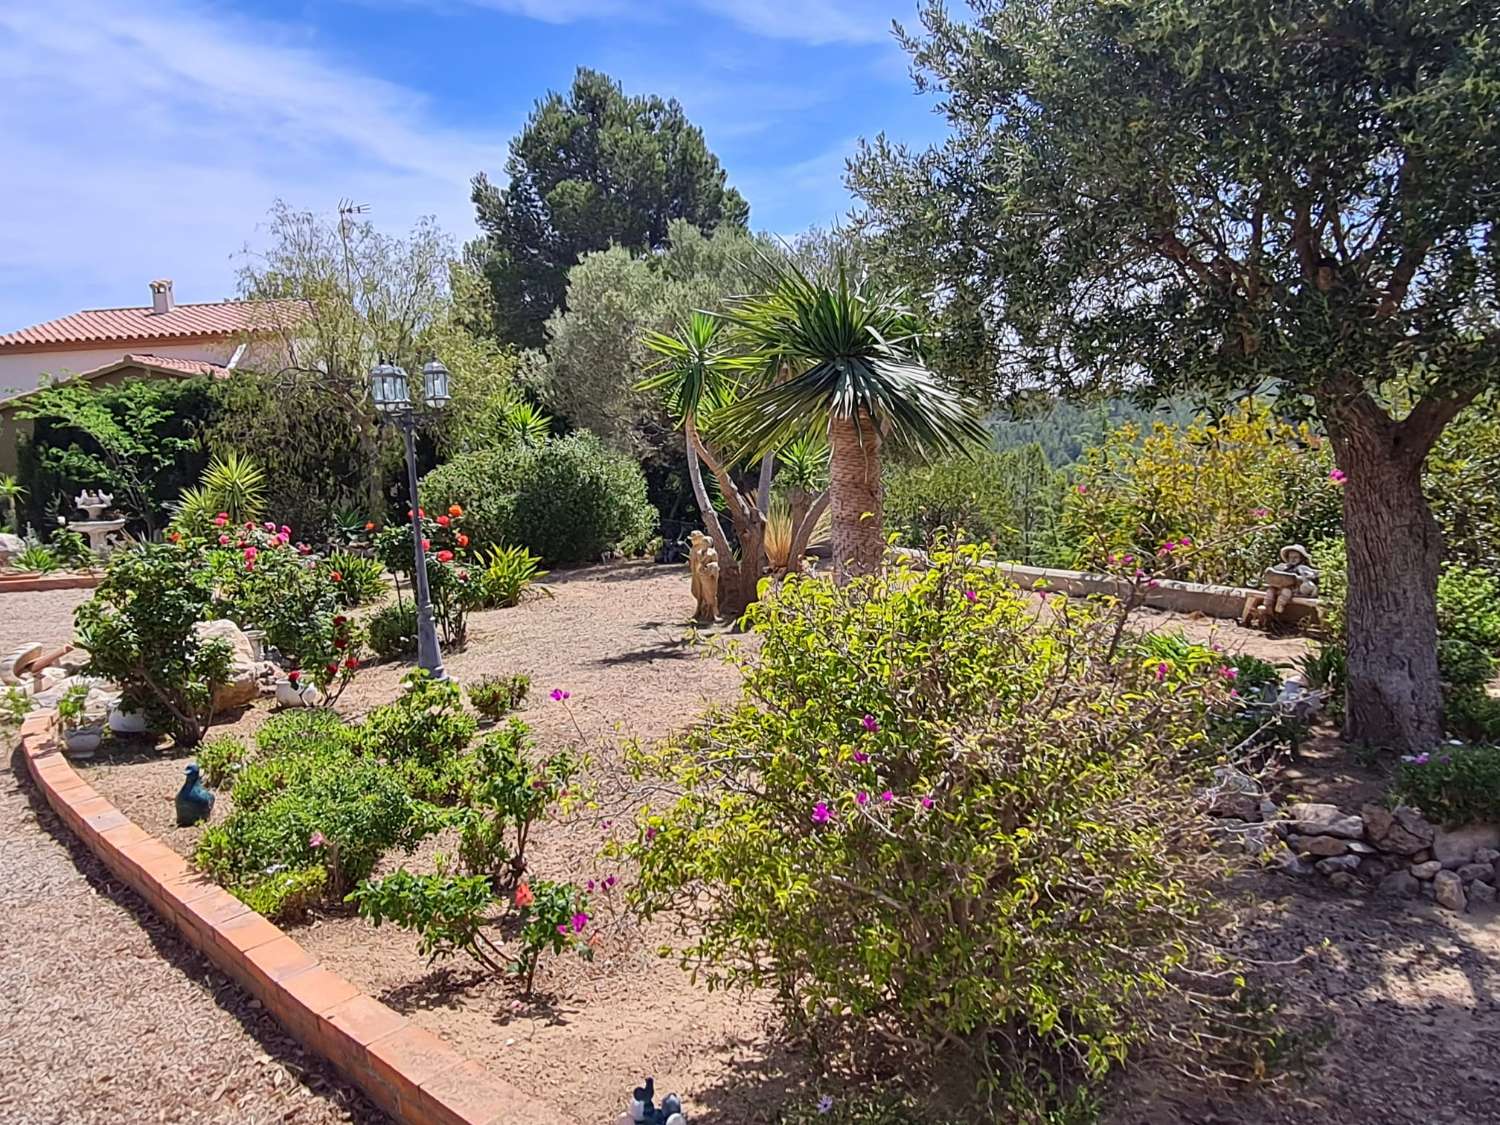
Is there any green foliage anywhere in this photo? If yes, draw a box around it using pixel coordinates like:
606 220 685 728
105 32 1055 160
1390 744 1500 826
74 542 232 746
54 682 91 731
623 544 1229 1103
196 735 248 789
366 602 419 660
1436 567 1500 654
1445 690 1500 743
1437 639 1496 692
0 686 33 728
0 473 25 533
13 542 61 574
46 529 93 570
324 551 388 608
511 878 593 997
421 433 655 564
455 721 578 885
1063 405 1341 587
1309 539 1348 638
239 866 328 923
468 67 748 347
171 450 266 537
359 671 477 801
884 444 1065 563
467 674 531 721
476 544 546 608
349 867 505 969
18 377 216 533
1425 398 1500 577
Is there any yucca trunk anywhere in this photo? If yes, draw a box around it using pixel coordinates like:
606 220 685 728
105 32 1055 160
828 411 884 582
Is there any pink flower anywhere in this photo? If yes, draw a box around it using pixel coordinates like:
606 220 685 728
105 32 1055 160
218 534 231 546
570 912 589 933
263 521 276 532
852 750 869 764
1155 662 1169 682
243 546 258 562
586 879 596 892
604 875 617 889
1219 665 1238 680
276 532 290 545
811 802 831 825
1252 507 1270 519
1076 484 1087 494
879 790 894 803
1179 535 1192 546
1328 468 1347 484
550 689 570 701
436 549 454 563
309 831 325 848
279 525 291 536
855 791 869 806
920 795 935 810
213 513 228 527
963 589 977 603
557 923 569 935
645 826 657 842
861 714 879 733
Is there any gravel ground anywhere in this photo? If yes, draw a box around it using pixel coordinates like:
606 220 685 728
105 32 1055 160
0 745 388 1124
0 588 91 654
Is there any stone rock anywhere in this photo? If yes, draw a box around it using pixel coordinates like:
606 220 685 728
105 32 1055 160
1363 803 1435 856
1285 802 1365 840
1271 845 1313 877
1327 871 1360 892
1345 840 1376 854
1411 849 1433 864
38 666 69 689
1470 881 1498 906
1316 855 1360 875
1433 869 1467 911
1475 848 1500 866
1433 824 1500 870
1290 834 1349 857
1377 871 1421 899
1358 857 1390 881
1208 792 1262 820
194 619 258 711
0 532 23 564
1212 765 1261 794
1259 798 1279 819
1457 862 1493 882
1241 824 1274 856
1411 860 1442 880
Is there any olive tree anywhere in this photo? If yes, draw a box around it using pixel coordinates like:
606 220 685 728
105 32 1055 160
851 0 1500 750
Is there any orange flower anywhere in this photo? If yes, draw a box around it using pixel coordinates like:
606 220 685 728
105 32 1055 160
513 881 534 907
456 533 469 548
448 504 463 518
365 521 376 531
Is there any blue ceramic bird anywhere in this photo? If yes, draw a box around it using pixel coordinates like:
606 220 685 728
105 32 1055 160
175 763 215 827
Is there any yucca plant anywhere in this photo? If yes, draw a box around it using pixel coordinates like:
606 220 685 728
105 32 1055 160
0 474 25 534
477 544 547 608
201 449 267 525
495 402 552 448
720 256 987 580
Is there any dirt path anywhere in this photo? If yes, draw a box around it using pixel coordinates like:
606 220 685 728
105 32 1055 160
0 747 387 1124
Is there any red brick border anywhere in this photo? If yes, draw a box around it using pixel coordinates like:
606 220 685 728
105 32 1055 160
18 713 574 1125
0 571 102 593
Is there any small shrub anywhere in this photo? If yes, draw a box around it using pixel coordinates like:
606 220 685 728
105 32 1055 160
350 866 506 969
239 866 328 922
0 686 32 728
477 544 547 608
1309 538 1347 637
359 671 476 801
468 673 531 721
14 542 61 573
1390 743 1500 826
623 544 1231 1106
511 878 593 997
1446 690 1500 743
47 529 94 569
367 603 419 660
454 721 578 884
1436 566 1500 654
1438 638 1497 692
324 551 388 607
196 735 248 788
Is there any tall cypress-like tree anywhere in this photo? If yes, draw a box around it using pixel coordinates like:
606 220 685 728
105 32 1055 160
469 68 749 348
851 0 1500 751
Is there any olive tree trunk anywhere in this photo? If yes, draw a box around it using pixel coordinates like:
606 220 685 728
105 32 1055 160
828 411 885 582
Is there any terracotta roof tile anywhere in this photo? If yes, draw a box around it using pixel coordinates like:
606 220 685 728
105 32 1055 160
120 353 230 377
0 299 300 351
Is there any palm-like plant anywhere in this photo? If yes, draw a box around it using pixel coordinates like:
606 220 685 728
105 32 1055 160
721 257 987 580
0 474 25 534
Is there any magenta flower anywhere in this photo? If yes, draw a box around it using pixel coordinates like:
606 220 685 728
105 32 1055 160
1252 507 1270 519
880 790 894 803
586 879 596 892
856 790 869 806
644 826 657 842
811 802 832 825
861 714 879 733
920 795 935 810
852 750 869 764
549 688 570 701
263 521 276 532
279 525 291 536
243 545 258 562
309 831 325 848
1155 662 1168 682
1219 665 1238 680
963 589 977 603
218 534 231 546
604 874 618 888
1076 484 1088 494
570 912 589 933
556 923 569 935
1329 468 1347 484
213 513 228 527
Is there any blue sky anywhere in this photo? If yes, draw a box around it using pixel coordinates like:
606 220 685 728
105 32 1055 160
0 0 947 332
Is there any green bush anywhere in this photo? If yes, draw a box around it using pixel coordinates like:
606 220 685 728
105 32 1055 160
884 444 1065 563
367 603 419 660
14 542 61 573
74 542 233 746
1436 566 1500 654
1446 691 1500 743
455 721 579 885
1390 743 1500 826
477 544 547 608
359 671 477 801
1425 400 1500 578
421 432 655 564
468 673 531 721
623 544 1229 1101
1438 638 1497 692
196 735 248 789
239 866 328 922
325 551 388 608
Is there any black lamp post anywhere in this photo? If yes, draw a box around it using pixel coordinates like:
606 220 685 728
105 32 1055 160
370 356 451 679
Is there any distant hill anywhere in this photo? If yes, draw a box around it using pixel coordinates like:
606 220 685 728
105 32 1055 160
988 397 1199 466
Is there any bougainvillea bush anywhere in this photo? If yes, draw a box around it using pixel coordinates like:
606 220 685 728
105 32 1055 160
623 545 1236 1109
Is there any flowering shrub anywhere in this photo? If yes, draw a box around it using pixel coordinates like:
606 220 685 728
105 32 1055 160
359 670 477 801
75 541 233 746
1391 743 1500 826
1063 404 1342 586
374 509 483 648
622 545 1232 1103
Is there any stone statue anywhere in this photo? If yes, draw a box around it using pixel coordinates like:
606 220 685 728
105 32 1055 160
687 530 720 624
1242 544 1319 627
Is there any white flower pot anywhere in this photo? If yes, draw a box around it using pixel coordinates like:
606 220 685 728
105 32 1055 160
108 705 150 735
275 679 323 708
63 725 103 758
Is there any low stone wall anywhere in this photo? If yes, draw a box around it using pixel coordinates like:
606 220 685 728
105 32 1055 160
0 571 102 593
17 712 573 1125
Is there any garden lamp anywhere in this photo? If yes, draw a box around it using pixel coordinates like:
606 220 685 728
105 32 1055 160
369 356 446 680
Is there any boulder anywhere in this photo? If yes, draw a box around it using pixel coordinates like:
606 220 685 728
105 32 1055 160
1315 854 1360 876
0 532 23 565
1285 802 1365 840
1475 848 1500 866
1289 834 1349 857
1327 871 1360 892
1362 803 1435 856
1410 860 1441 880
1432 824 1500 870
193 619 259 712
1271 845 1313 877
1377 871 1420 899
1457 862 1494 883
1208 792 1262 821
1433 869 1467 912
1358 857 1390 881
1470 881 1498 906
1212 765 1261 794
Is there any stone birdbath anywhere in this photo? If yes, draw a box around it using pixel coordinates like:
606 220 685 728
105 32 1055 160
69 491 126 558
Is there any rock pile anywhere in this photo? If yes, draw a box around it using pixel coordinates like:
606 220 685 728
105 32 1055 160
1206 782 1500 913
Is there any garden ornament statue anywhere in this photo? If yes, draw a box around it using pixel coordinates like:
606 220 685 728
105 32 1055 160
175 763 215 827
617 1078 686 1125
687 530 720 624
1242 544 1319 628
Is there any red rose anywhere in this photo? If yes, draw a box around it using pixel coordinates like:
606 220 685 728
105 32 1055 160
421 538 431 551
437 549 454 563
288 669 301 683
436 515 450 527
334 638 347 650
456 533 469 548
333 615 347 627
330 571 342 582
344 657 359 671
325 662 339 677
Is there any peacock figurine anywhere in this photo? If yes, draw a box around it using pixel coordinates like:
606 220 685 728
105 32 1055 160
175 763 215 827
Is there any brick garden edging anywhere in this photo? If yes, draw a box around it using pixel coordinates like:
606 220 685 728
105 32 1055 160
0 571 102 594
18 712 575 1125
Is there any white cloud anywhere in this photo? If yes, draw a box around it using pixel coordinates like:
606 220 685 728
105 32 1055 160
454 0 905 45
0 0 510 327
